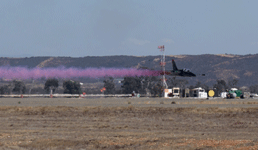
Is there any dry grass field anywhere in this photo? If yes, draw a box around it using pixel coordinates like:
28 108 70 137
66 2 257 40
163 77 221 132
0 98 258 149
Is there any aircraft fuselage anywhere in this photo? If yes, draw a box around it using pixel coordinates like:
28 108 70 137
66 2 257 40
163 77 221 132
169 69 196 77
166 59 196 77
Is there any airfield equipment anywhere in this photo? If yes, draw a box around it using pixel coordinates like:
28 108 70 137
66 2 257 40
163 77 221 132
221 88 244 99
164 87 180 98
172 87 180 97
193 87 208 98
208 90 215 97
158 45 168 89
226 88 243 99
164 89 172 98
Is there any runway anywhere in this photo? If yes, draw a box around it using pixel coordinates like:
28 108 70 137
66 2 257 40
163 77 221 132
0 97 258 108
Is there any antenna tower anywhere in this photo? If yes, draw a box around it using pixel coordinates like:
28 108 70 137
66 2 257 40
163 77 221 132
158 45 168 89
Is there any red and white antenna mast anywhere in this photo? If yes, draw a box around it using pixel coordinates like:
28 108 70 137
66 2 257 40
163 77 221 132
158 45 168 89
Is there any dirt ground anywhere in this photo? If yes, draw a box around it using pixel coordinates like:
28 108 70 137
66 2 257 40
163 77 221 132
0 98 258 149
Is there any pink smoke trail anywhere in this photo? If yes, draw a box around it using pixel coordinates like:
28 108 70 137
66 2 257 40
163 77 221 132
0 67 160 80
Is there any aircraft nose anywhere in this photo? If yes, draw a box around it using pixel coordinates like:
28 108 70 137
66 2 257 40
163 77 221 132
192 73 196 77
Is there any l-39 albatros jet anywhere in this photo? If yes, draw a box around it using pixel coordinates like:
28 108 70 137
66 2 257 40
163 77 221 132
162 59 196 77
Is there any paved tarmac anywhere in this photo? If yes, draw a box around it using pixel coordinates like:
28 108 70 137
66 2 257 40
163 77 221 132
0 97 258 108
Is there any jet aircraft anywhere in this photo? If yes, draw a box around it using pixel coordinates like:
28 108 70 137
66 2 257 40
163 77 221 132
139 59 205 77
160 59 198 77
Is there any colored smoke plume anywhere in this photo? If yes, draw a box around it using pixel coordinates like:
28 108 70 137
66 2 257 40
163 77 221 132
0 67 160 80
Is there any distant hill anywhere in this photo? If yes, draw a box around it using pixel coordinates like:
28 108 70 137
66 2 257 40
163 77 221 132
1 54 258 87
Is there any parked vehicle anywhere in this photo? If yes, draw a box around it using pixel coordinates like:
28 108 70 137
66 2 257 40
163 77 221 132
192 87 207 98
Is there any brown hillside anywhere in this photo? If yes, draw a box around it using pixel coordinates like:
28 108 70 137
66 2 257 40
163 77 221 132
0 54 258 86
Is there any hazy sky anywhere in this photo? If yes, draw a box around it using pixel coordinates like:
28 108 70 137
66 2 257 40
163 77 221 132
0 0 257 57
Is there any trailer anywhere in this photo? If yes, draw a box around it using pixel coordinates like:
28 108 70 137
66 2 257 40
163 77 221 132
192 87 207 98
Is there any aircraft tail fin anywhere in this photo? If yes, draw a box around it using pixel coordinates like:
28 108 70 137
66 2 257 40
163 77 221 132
172 59 178 70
